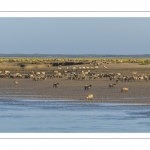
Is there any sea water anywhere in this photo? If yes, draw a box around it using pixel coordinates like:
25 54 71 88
0 99 150 133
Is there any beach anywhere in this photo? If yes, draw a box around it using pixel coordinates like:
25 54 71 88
1 62 150 103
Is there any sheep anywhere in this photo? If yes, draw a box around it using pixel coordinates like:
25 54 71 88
72 67 76 70
36 72 40 75
84 72 89 75
116 79 120 83
29 74 34 78
132 72 137 75
138 76 144 81
109 76 116 81
84 85 92 90
93 75 98 79
54 70 58 74
14 81 18 85
103 66 107 69
44 76 47 80
144 75 148 81
53 83 59 88
116 73 121 76
58 66 61 70
128 76 134 82
33 76 40 81
87 94 93 100
89 76 93 80
81 76 86 80
109 83 116 88
5 71 10 75
40 75 47 80
13 73 22 78
133 76 138 81
121 88 129 92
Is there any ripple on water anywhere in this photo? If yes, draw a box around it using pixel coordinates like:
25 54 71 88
0 99 150 132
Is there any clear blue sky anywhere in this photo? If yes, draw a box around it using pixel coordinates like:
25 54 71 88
0 17 150 54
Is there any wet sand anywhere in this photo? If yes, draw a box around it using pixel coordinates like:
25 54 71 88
0 63 150 103
0 76 150 103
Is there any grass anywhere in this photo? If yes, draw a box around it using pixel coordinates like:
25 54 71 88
0 57 150 65
139 63 150 65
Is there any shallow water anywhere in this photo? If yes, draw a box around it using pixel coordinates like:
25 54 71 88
0 99 150 133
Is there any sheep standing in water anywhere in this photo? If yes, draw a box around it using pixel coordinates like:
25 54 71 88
121 88 129 92
84 85 92 90
53 83 59 88
87 94 93 100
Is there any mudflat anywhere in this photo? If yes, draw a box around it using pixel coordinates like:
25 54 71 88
0 62 150 103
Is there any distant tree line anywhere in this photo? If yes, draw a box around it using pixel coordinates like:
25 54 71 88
0 53 150 58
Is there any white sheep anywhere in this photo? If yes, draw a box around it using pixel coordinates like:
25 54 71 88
103 66 107 69
121 88 129 92
41 72 45 75
132 72 137 75
14 81 18 85
87 94 93 100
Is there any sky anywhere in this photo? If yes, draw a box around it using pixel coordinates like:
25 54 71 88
0 17 150 55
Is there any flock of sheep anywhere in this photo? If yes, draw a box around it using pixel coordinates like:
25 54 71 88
1 67 149 101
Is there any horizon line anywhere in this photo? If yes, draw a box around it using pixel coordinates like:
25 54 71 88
0 53 150 56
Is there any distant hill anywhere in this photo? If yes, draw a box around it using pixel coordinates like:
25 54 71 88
0 54 150 58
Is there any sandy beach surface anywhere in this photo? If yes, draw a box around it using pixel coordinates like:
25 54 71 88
0 62 150 103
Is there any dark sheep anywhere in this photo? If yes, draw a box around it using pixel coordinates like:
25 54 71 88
109 83 116 88
84 85 92 90
53 83 59 88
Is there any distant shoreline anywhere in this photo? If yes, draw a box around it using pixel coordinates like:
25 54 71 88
1 54 150 58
